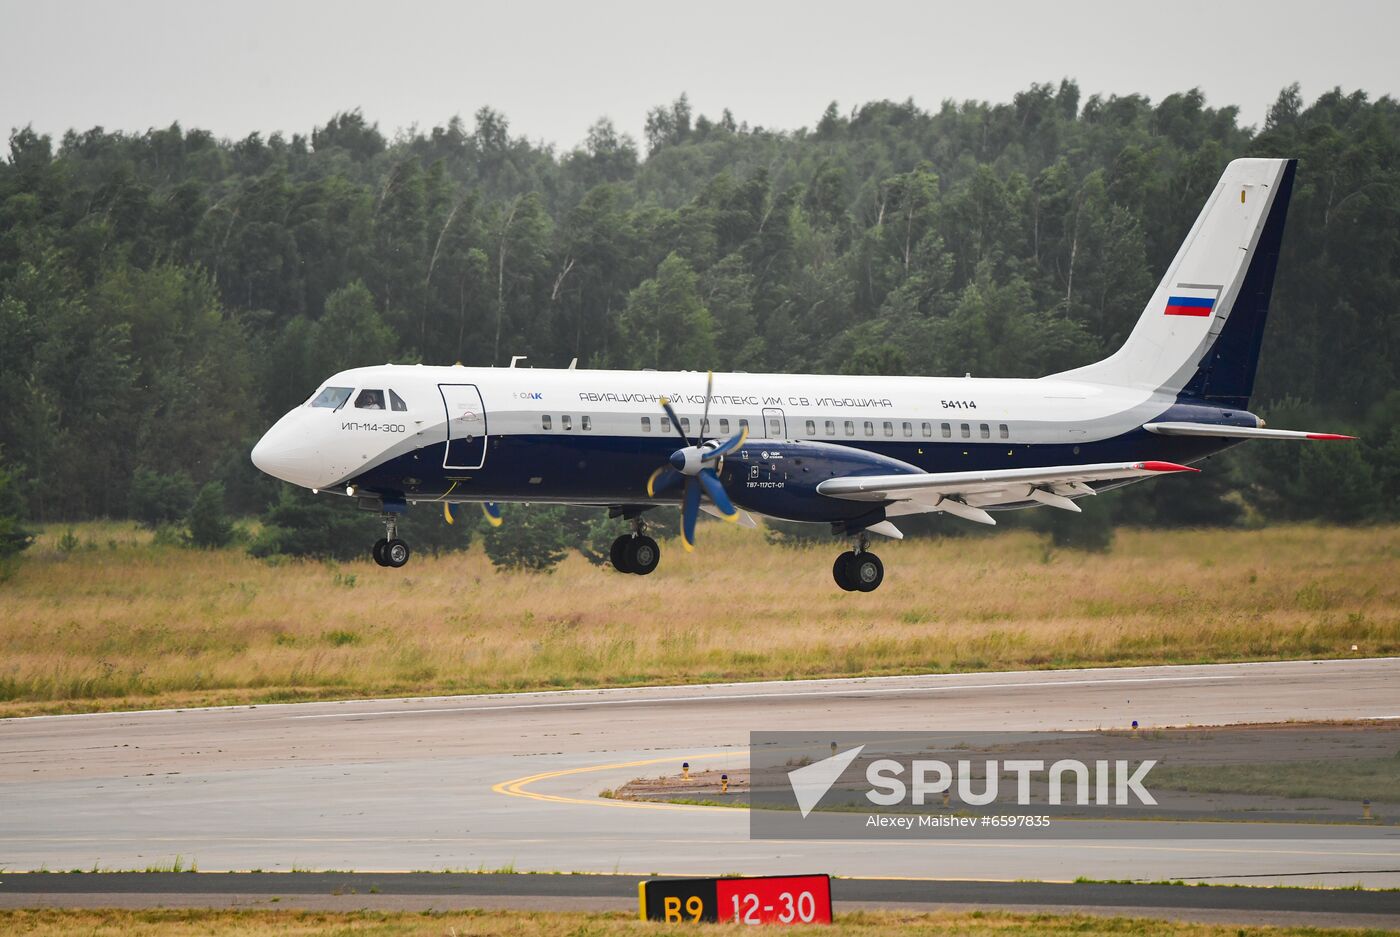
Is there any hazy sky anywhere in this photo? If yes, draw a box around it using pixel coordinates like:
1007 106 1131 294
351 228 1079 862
3 0 1396 151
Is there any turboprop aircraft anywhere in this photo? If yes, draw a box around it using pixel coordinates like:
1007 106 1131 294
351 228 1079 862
252 157 1352 591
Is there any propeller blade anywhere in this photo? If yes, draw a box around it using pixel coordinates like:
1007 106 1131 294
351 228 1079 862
647 466 683 497
443 502 459 525
659 397 690 446
680 479 701 552
699 370 713 440
481 502 503 527
702 423 748 461
697 467 737 520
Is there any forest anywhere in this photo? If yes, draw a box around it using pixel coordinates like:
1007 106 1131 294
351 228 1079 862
0 81 1396 558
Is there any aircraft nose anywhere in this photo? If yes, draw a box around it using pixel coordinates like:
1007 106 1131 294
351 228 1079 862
251 418 323 488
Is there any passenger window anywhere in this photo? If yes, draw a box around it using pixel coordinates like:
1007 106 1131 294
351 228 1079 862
354 389 386 410
922 422 932 438
701 418 711 435
767 416 782 437
310 386 353 409
719 418 730 434
844 420 855 436
960 423 971 438
883 421 894 437
980 423 990 439
864 421 874 437
941 423 952 438
582 415 592 431
805 419 816 435
902 421 913 437
661 416 671 432
562 415 573 431
681 417 691 435
999 424 1009 439
542 414 552 430
389 390 408 412
641 416 652 432
739 418 750 435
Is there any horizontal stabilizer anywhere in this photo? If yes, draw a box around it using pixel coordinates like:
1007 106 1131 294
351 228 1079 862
1145 422 1356 441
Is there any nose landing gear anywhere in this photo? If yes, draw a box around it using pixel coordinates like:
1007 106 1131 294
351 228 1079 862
372 514 410 568
610 517 660 576
833 532 884 592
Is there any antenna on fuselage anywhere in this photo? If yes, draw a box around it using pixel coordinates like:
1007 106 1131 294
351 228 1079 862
509 355 528 368
568 357 578 369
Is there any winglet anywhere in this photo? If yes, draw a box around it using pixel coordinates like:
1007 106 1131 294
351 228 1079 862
1138 461 1200 473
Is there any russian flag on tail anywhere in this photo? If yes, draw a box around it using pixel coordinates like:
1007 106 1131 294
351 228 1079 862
1165 284 1222 317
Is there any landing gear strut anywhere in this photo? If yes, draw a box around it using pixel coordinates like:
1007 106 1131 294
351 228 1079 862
610 517 660 576
372 514 410 568
833 532 883 592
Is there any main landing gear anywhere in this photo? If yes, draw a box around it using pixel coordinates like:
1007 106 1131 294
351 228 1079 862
372 513 410 568
833 532 884 592
610 517 660 576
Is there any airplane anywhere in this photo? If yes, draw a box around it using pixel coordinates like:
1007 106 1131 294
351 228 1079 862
251 157 1353 591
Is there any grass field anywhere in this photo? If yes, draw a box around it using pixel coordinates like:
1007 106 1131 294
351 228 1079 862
0 522 1395 717
0 909 1389 936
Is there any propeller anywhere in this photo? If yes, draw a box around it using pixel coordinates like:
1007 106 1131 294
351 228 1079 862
645 371 747 551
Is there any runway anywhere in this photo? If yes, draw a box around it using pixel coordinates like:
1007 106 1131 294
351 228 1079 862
2 658 1398 888
1 872 1397 929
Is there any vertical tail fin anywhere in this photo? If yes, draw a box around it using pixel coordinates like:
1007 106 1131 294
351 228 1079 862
1054 158 1297 408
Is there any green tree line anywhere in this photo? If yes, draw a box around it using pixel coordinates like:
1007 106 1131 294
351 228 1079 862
0 82 1395 544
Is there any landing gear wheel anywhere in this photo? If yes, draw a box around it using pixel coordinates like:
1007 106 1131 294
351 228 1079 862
383 538 410 568
372 538 390 567
833 551 858 591
625 535 660 575
609 535 634 573
850 551 884 592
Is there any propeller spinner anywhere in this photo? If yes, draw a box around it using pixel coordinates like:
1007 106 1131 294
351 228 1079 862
645 372 748 551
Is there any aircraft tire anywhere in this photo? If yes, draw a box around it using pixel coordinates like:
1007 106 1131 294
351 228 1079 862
372 538 390 567
626 535 660 575
833 551 858 591
383 538 410 568
851 551 884 592
609 535 634 573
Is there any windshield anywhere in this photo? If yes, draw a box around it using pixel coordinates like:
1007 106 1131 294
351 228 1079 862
309 386 353 409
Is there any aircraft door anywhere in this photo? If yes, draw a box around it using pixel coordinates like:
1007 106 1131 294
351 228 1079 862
439 384 488 470
762 407 787 440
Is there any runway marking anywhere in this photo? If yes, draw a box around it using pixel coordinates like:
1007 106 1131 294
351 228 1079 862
493 753 735 812
7 658 1392 723
298 674 1243 720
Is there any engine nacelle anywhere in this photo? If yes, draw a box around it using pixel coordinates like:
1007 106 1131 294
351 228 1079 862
716 439 919 524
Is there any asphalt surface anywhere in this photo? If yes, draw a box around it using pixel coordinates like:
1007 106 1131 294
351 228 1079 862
2 658 1398 892
0 872 1396 928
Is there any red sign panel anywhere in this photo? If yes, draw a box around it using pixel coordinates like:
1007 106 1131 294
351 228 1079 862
715 874 833 925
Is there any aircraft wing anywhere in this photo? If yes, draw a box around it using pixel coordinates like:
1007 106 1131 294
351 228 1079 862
816 461 1198 525
1144 422 1355 441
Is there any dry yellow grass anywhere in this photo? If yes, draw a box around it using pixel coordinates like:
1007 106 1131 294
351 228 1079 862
0 908 1385 936
0 522 1395 717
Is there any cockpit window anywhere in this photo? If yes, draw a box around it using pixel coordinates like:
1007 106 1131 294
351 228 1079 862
309 386 353 409
389 390 408 412
355 389 386 410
